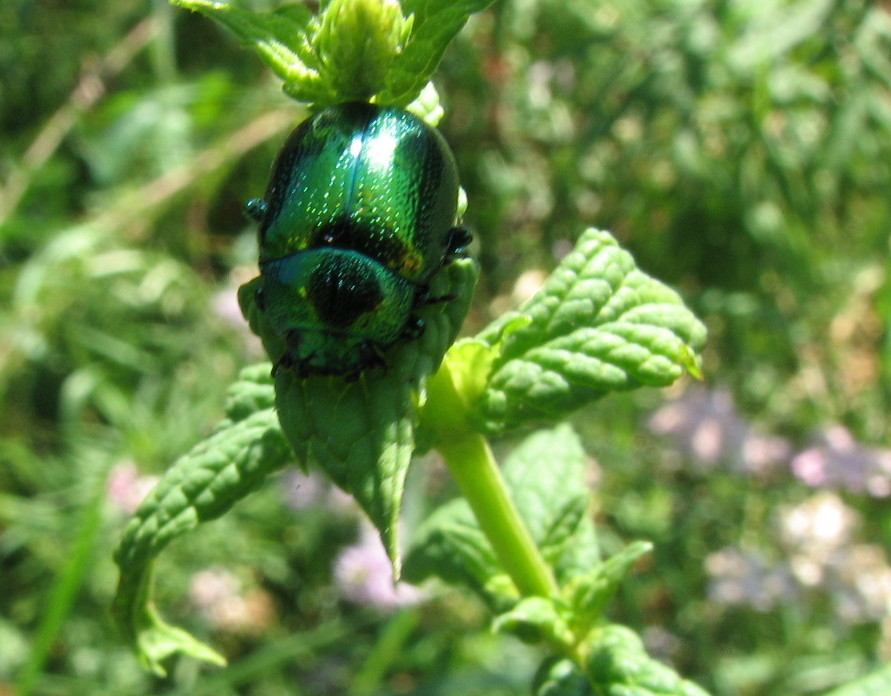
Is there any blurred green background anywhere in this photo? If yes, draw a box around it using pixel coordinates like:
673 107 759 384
2 1 891 694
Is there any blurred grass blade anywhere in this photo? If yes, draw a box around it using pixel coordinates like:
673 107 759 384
820 663 891 696
15 472 106 696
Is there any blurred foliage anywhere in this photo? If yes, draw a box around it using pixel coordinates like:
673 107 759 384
1 0 890 695
440 0 891 440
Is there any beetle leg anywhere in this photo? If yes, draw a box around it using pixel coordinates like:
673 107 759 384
345 341 387 381
272 350 296 377
413 283 454 307
270 330 304 377
444 226 473 261
421 292 458 305
284 329 302 349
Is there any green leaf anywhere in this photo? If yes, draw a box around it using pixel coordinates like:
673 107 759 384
475 228 706 435
501 424 599 580
533 625 715 696
404 80 447 127
727 0 835 74
563 541 652 639
582 625 713 696
312 0 414 103
379 0 498 105
820 663 891 696
112 407 292 675
493 596 574 647
533 657 591 696
171 0 315 84
240 257 478 570
404 424 598 604
402 493 505 602
222 362 276 422
172 0 495 108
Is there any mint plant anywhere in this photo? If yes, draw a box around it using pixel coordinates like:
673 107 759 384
112 1 709 692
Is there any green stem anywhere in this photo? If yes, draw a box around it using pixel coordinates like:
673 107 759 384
427 361 557 598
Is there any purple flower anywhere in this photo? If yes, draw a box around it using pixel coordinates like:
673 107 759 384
279 468 357 513
334 523 423 610
778 493 856 561
648 386 790 475
211 274 264 358
189 567 241 610
642 625 681 663
189 567 274 635
705 547 798 611
825 544 891 623
280 469 328 510
211 287 248 328
791 426 891 497
709 494 891 625
106 461 158 515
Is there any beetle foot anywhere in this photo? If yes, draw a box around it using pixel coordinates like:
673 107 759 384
445 226 473 260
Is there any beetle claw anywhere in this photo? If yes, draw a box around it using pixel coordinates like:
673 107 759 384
445 226 473 260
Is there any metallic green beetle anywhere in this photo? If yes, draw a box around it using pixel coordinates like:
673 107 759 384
246 102 471 378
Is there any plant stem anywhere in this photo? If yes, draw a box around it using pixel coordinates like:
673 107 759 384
429 362 557 598
440 432 557 597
